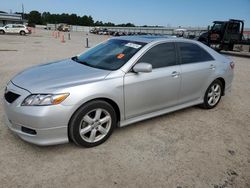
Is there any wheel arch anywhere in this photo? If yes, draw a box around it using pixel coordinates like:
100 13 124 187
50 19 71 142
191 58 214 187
92 97 121 123
67 97 121 142
200 77 225 109
215 77 225 95
19 30 26 34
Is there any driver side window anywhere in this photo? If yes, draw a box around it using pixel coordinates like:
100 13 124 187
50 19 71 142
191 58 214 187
138 42 177 69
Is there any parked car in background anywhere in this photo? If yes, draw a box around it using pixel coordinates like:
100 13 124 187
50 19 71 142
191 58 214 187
0 24 30 35
90 27 100 34
57 24 70 32
98 28 109 35
4 36 234 147
44 26 51 30
174 28 187 37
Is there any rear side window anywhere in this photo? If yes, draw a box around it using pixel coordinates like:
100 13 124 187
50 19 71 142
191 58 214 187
178 42 214 64
139 43 176 68
13 25 24 28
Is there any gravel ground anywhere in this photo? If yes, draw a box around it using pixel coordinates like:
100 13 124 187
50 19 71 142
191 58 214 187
0 30 249 188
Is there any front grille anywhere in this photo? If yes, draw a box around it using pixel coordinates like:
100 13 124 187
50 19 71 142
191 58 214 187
4 91 20 103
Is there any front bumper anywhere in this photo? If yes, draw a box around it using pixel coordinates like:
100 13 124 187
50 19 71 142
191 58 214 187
3 82 71 146
5 117 68 146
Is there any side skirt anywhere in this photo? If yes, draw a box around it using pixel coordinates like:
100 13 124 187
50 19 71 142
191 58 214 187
119 99 203 127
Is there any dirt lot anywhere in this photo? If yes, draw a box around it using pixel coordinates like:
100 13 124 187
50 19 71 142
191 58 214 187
0 30 249 188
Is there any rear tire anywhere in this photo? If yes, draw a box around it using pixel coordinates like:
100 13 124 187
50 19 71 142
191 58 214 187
20 31 25 35
0 30 5 35
200 80 223 109
69 100 117 147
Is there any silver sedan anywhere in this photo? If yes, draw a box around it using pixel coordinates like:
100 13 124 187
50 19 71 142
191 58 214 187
3 36 234 147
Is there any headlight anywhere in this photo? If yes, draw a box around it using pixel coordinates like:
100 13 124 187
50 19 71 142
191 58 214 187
22 93 69 106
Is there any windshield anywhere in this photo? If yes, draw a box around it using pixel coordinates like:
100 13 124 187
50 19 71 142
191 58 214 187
72 39 146 70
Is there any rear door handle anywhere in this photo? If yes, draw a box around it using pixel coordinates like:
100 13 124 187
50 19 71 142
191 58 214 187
171 71 180 78
209 64 216 70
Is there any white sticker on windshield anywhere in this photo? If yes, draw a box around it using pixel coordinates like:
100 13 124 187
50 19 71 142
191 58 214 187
125 43 142 49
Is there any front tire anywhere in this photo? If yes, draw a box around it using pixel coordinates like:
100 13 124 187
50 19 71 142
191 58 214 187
0 30 5 35
200 80 223 109
69 100 117 147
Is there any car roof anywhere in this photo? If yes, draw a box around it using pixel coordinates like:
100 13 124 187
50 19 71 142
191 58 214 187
5 24 24 26
113 35 177 44
111 35 200 44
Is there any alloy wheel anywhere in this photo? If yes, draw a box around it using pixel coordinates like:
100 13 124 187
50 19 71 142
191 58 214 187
79 108 112 143
207 83 221 106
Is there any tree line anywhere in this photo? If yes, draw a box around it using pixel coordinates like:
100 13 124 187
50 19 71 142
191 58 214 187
18 10 135 27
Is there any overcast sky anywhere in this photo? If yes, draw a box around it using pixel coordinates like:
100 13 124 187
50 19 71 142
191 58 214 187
1 0 250 27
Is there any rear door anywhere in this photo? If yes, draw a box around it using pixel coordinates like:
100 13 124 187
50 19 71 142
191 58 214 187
12 25 20 34
124 42 181 119
176 42 216 104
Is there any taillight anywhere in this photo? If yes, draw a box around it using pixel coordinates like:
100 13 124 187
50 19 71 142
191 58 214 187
230 62 235 69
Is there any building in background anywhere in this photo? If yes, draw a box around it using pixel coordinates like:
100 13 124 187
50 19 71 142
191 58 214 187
0 12 27 26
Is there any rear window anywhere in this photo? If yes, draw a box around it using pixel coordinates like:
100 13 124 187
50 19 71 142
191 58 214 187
178 42 214 64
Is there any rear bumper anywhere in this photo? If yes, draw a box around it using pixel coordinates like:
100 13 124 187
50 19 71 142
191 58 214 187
224 66 234 96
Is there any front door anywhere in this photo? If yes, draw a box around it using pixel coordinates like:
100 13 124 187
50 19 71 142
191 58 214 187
124 42 181 119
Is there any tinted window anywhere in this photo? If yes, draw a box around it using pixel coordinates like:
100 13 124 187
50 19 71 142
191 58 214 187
212 23 225 32
13 25 25 28
139 43 176 69
178 42 214 64
228 23 240 33
73 39 146 71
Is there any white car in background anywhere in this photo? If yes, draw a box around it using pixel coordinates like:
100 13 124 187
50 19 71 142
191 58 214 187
0 24 30 35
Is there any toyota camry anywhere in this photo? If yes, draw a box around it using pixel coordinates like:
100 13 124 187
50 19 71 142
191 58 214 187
3 36 234 147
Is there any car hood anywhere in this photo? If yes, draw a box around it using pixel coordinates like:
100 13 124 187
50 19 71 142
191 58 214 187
11 59 111 93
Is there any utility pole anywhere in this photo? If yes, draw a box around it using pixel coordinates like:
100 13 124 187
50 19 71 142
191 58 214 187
22 3 24 19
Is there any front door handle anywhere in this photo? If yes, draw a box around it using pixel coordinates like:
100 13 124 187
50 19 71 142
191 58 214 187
171 71 180 78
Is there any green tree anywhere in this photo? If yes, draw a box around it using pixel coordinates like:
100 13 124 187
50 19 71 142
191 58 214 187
117 23 135 27
28 10 42 25
87 16 94 26
41 12 51 24
95 21 104 26
68 14 77 25
25 10 136 27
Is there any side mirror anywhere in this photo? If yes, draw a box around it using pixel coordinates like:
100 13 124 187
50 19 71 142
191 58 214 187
133 63 152 73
